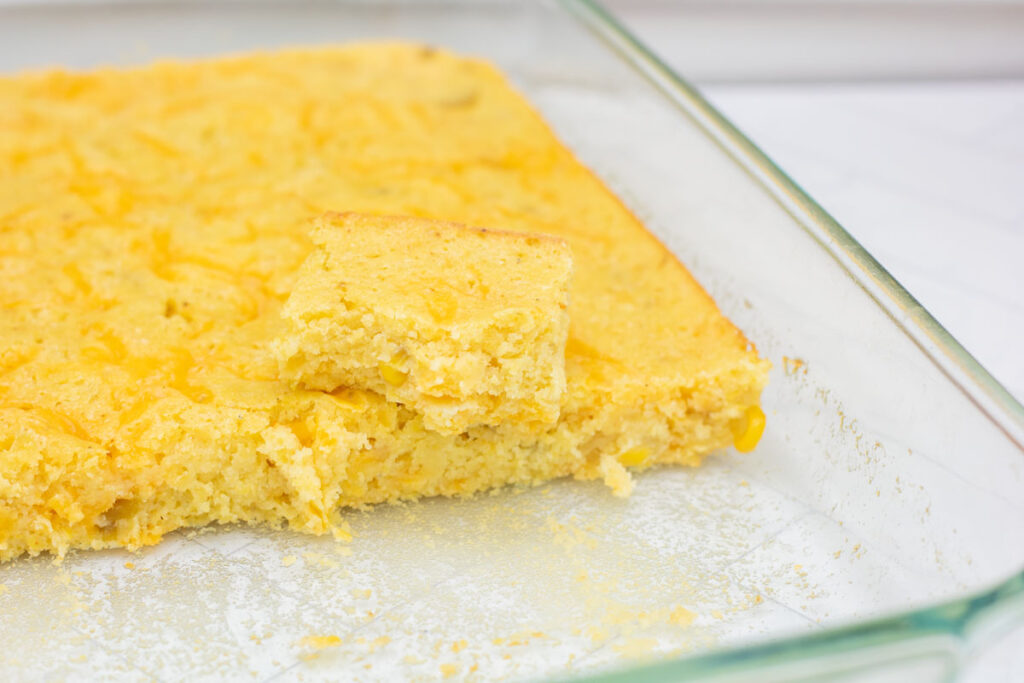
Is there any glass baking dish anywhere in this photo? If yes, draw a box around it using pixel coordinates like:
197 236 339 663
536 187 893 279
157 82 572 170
1 1 1021 680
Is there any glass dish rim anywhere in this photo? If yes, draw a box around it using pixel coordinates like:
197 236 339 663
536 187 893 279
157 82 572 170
560 0 1024 679
0 0 1020 678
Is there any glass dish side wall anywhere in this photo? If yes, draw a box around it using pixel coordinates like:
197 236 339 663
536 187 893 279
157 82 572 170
0 1 1021 681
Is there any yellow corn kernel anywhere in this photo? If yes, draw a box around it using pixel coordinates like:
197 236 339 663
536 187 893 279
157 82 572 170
328 388 367 411
379 353 408 387
731 406 766 453
618 446 650 467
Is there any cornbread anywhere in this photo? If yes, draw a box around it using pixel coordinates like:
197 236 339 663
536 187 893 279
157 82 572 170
0 44 770 561
273 212 572 435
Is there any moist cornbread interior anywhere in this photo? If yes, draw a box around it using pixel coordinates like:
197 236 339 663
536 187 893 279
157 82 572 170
0 45 770 561
274 212 573 435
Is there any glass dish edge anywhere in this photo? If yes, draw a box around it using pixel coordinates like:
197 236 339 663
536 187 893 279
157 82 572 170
0 0 1020 677
558 0 1024 680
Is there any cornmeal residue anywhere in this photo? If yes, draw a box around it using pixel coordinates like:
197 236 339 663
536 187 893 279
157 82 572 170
298 635 341 650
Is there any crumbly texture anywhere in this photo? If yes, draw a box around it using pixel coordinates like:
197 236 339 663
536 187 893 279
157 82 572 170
273 212 572 434
0 44 770 561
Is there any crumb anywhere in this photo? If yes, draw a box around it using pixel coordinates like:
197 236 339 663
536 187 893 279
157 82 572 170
298 635 341 650
440 663 458 678
669 606 695 626
124 562 135 570
782 356 807 375
281 555 297 567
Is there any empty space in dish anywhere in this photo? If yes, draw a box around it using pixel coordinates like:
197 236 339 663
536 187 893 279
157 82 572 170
1 2 1021 681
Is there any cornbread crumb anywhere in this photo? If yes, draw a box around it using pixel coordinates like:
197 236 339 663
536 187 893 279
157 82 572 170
298 635 341 650
669 606 696 626
274 212 572 434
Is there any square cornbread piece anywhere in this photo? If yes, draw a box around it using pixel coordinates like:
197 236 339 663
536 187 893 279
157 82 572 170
274 212 572 434
0 44 769 561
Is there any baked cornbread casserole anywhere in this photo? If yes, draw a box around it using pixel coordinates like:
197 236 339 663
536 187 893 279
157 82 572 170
274 212 573 435
0 45 770 561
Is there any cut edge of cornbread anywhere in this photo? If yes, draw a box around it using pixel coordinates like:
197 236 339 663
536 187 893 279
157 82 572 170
272 212 573 434
0 372 768 561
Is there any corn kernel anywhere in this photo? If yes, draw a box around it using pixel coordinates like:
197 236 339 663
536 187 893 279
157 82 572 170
731 406 766 453
618 446 650 467
379 354 408 387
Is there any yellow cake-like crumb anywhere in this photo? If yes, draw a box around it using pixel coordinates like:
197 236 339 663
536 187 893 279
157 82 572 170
298 635 342 650
0 44 769 561
273 212 572 434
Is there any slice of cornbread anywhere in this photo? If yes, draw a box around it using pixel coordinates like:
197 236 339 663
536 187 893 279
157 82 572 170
273 212 572 434
0 44 770 562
